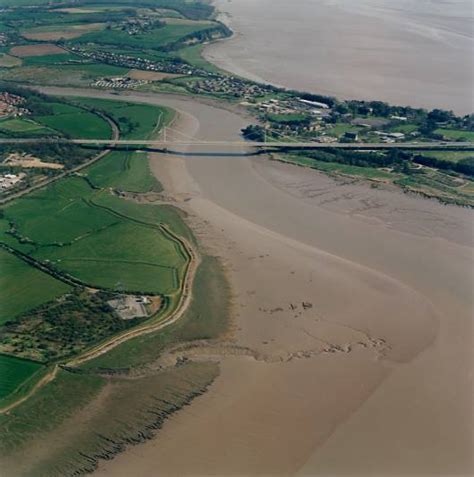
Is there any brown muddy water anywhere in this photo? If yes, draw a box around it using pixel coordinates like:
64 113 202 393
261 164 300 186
205 0 474 114
41 88 473 476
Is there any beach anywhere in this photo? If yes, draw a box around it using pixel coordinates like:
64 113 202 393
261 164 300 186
204 0 474 114
41 89 473 476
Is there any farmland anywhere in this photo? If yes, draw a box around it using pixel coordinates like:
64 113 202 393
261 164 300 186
33 102 112 139
86 150 162 192
0 249 71 325
0 354 44 400
69 97 174 139
0 118 50 134
0 87 193 413
0 0 229 90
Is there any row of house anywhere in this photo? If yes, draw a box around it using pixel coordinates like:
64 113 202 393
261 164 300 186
92 76 146 89
70 46 209 77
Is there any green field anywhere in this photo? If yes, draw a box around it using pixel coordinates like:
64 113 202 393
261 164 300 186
0 118 49 133
70 97 174 139
3 173 188 294
418 151 474 163
0 249 71 325
389 123 419 134
73 22 214 50
23 53 82 66
0 354 43 400
177 44 224 73
328 124 363 137
34 102 112 139
86 151 162 192
435 128 474 141
4 178 118 244
34 219 186 293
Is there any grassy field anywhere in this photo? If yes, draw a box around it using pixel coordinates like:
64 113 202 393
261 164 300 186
34 102 112 139
3 175 188 294
435 128 474 141
69 97 174 139
177 44 223 73
86 151 163 192
327 123 363 137
418 151 474 163
0 118 50 134
389 123 419 134
3 177 118 244
0 249 71 325
72 22 213 50
0 354 44 401
34 219 186 293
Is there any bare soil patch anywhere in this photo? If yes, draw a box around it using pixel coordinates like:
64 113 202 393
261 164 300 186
4 153 64 170
10 44 65 58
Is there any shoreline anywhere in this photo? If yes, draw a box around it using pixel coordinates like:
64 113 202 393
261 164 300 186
75 88 473 476
203 0 474 114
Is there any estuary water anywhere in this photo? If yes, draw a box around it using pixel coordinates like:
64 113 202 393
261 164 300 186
204 0 474 113
43 88 472 477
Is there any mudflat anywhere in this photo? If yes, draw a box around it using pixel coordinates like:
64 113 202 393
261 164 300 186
38 89 471 476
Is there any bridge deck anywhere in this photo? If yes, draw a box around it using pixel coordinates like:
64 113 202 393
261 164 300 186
0 138 473 151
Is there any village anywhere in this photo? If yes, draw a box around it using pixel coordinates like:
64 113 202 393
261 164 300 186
70 46 209 77
0 92 29 119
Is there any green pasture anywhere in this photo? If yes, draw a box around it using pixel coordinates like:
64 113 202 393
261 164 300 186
35 106 112 139
70 97 174 139
327 124 363 137
92 192 193 244
417 151 474 163
177 44 221 73
86 151 162 192
0 118 49 134
435 128 474 141
73 22 213 49
0 354 43 401
0 249 71 325
3 177 118 245
34 220 186 293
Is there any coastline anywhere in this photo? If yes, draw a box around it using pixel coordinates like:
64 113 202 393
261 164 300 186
203 0 474 114
57 88 472 476
1 1 473 474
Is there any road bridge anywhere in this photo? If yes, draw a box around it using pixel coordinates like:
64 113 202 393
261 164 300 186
1 137 473 151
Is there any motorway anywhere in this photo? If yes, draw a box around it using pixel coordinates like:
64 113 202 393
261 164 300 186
1 137 473 151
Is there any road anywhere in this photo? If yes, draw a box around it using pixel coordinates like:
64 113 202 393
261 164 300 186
1 137 473 151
